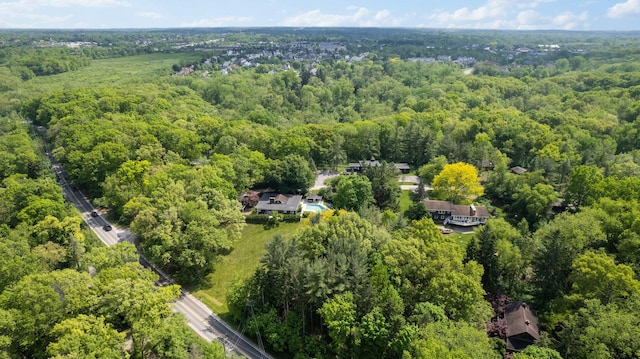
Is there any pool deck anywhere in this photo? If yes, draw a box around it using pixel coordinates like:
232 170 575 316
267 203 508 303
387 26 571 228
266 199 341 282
301 202 330 213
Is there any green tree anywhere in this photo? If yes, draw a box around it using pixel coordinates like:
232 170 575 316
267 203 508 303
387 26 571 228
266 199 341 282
81 242 139 272
432 162 483 203
0 270 95 358
331 175 374 212
406 320 501 359
0 308 14 359
556 298 640 359
514 346 563 359
383 219 492 323
405 201 428 221
363 162 401 210
46 315 127 359
565 165 604 208
512 183 558 228
467 218 529 297
567 251 640 306
533 211 606 307
357 307 389 359
264 154 315 194
318 292 357 356
418 155 448 184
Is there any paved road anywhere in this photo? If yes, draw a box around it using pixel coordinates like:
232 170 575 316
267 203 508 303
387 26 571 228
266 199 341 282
49 156 273 359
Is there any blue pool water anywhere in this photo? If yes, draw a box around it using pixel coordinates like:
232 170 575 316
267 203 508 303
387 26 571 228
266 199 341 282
303 203 329 212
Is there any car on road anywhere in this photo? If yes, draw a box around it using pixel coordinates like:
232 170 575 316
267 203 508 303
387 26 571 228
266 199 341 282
91 211 98 217
102 224 112 231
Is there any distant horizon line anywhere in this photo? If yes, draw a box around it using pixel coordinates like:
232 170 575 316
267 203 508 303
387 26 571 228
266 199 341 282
1 27 639 33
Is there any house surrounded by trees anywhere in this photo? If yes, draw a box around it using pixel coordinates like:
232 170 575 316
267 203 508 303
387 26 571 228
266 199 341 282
504 301 540 352
255 193 303 215
346 160 411 174
424 199 489 227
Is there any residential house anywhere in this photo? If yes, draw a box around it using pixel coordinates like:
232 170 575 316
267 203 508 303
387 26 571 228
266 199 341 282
510 166 528 175
305 194 323 203
394 163 411 174
476 160 495 171
346 160 410 174
504 301 540 352
346 160 381 173
255 193 303 215
423 200 489 227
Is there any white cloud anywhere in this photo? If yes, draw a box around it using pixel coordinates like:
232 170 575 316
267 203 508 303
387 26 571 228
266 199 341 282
0 0 129 28
0 11 72 27
138 11 163 20
429 0 510 25
607 0 640 18
428 0 588 29
0 0 130 10
516 10 588 30
282 7 410 27
182 16 252 27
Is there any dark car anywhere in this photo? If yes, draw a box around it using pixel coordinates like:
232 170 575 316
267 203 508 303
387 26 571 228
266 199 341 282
90 211 98 217
102 224 112 231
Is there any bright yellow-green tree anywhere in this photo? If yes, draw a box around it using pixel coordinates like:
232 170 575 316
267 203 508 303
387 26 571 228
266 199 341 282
432 162 483 203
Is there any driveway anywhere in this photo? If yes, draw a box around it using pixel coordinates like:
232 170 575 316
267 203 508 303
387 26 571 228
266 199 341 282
311 170 340 191
399 175 421 184
400 184 433 192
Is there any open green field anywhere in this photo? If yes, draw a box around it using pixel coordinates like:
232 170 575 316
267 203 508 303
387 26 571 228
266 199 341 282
193 222 305 315
8 53 201 102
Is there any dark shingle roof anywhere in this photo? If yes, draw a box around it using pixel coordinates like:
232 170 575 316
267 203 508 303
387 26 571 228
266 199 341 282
255 193 302 212
394 162 410 170
423 200 489 217
504 301 540 351
511 166 528 175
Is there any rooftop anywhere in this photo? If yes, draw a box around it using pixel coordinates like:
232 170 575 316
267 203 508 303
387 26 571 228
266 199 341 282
424 200 489 217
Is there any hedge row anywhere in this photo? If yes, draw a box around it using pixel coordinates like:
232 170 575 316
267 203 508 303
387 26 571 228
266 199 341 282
245 213 301 224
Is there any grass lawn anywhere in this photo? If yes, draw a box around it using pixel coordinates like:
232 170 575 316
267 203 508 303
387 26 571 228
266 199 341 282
9 53 202 101
451 231 475 251
399 190 413 213
193 221 305 316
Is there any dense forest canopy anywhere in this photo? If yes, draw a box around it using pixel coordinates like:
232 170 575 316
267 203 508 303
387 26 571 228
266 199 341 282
1 28 640 358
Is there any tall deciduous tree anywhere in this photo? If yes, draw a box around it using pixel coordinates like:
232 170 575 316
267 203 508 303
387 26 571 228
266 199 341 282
46 315 127 359
555 298 640 359
512 183 558 227
466 218 529 297
533 211 606 307
432 162 483 203
318 292 357 356
363 162 401 210
383 219 492 323
567 251 640 306
565 165 604 208
330 175 374 212
264 154 315 194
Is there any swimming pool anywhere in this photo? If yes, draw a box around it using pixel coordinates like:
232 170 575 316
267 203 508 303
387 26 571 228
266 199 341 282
302 203 329 213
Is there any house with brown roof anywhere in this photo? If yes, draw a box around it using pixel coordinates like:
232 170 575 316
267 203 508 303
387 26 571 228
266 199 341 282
423 199 489 227
255 193 303 215
503 301 540 352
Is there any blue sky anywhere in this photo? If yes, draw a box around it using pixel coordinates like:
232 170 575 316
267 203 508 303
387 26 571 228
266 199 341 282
1 0 639 30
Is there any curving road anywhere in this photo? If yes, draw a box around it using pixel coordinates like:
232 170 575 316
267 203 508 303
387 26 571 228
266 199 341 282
49 154 273 359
